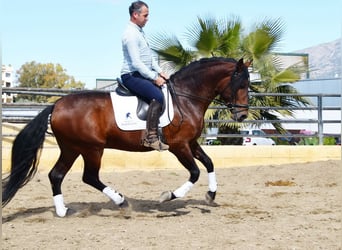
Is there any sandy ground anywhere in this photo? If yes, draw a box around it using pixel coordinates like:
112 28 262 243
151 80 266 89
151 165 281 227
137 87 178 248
2 160 341 250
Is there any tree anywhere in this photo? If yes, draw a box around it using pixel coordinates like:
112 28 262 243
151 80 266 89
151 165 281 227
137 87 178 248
150 16 310 144
16 61 85 103
150 15 243 72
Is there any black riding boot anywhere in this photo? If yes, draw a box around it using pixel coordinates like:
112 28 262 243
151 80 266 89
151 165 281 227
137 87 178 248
143 99 169 151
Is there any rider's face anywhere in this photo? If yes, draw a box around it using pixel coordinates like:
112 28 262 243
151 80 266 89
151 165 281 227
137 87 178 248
134 6 149 28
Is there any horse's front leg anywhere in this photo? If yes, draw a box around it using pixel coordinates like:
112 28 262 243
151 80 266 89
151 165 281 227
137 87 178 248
160 145 200 202
192 142 217 203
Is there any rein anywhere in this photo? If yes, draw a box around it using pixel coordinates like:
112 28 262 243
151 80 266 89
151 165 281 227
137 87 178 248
166 80 185 126
166 80 249 116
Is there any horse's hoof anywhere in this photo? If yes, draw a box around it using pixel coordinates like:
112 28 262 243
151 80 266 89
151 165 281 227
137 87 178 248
55 207 69 218
159 191 173 203
65 208 77 216
119 200 132 219
205 191 216 205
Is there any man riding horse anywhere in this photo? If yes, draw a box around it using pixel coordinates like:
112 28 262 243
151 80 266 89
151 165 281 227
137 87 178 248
2 0 251 218
120 1 169 151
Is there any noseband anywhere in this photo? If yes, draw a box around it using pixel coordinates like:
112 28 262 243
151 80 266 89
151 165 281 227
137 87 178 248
215 79 249 111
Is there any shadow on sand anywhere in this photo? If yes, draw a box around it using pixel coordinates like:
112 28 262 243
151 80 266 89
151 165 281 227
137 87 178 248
2 197 219 222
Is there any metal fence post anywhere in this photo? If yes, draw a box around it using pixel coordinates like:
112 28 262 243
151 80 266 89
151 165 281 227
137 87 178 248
317 95 323 145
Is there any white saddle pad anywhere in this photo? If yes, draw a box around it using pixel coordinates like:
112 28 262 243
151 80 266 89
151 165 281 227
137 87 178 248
110 86 174 131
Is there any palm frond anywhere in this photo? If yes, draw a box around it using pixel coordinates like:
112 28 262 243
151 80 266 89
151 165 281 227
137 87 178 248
150 32 195 69
217 16 242 57
272 69 300 83
259 18 284 51
184 16 220 56
242 18 285 60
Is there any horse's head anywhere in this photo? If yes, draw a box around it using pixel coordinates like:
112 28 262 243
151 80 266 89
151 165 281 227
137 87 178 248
170 57 251 122
219 58 251 122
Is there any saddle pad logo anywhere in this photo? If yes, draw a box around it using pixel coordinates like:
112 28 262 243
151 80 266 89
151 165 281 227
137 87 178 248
126 112 132 119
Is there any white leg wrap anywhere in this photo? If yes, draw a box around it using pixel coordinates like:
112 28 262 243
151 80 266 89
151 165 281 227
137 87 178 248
173 181 194 198
53 194 68 217
208 172 217 192
102 187 124 205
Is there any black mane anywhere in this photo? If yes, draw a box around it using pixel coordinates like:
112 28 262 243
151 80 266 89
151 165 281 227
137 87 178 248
171 57 237 80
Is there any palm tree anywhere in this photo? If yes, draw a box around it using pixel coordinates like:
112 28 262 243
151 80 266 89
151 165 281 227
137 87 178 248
150 15 243 72
150 15 310 143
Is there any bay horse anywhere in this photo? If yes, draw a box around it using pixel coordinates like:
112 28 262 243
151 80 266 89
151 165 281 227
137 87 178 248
2 57 251 217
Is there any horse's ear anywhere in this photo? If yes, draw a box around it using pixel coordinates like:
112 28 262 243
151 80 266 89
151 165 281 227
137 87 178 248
237 58 252 71
237 58 244 71
245 60 253 68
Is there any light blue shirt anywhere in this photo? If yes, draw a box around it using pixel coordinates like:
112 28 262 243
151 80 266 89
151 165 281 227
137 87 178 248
121 21 161 80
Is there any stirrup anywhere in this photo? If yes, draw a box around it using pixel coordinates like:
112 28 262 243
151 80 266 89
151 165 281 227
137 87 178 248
143 139 169 151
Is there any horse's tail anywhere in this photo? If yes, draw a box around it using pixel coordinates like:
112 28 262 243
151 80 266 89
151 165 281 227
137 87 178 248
2 105 55 207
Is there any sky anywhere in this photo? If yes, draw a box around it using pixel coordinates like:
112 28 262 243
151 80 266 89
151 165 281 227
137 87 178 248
2 0 341 89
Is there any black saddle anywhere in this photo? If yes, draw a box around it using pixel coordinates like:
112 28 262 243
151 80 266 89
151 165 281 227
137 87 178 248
115 78 165 121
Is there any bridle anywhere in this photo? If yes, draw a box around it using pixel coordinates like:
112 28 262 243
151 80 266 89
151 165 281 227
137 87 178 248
216 77 249 113
166 70 249 116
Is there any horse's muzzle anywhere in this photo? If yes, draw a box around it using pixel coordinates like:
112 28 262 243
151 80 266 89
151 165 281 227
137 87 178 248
236 113 247 122
231 109 248 122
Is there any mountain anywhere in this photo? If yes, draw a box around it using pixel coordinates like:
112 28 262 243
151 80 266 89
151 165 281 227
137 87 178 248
295 38 341 79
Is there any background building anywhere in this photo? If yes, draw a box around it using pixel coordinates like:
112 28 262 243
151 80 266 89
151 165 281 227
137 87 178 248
2 65 16 103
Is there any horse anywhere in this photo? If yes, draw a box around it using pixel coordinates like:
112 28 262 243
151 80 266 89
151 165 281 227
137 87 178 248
2 57 251 217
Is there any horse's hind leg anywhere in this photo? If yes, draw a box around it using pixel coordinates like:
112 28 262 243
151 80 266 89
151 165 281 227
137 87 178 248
81 150 130 211
48 149 79 217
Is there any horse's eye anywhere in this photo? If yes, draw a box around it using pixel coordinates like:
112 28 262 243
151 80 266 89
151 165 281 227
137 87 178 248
240 82 248 89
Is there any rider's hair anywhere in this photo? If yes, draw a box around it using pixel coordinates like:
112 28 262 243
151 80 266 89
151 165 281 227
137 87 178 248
129 1 148 16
